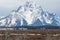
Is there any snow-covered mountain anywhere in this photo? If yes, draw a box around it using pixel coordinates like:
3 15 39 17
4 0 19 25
0 1 60 27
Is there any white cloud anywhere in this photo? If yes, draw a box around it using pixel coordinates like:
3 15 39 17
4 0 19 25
0 0 21 8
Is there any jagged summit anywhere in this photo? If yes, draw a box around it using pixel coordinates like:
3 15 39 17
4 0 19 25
0 1 60 27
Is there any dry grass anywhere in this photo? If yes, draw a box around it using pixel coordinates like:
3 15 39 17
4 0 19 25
0 29 60 40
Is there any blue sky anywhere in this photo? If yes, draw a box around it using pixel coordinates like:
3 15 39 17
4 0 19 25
0 0 60 17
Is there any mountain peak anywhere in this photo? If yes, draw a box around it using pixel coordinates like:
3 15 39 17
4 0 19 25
0 1 60 27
